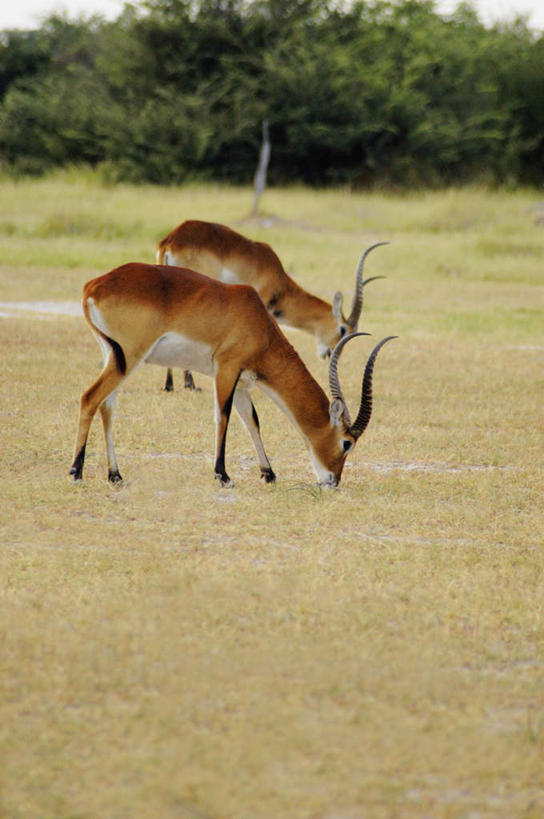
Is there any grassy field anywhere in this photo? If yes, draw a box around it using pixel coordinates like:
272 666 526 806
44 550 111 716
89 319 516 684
1 172 543 818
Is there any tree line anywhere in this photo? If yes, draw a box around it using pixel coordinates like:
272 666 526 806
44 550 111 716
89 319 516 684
1 0 543 187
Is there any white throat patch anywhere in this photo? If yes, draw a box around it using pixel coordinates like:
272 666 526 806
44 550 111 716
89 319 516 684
220 267 241 285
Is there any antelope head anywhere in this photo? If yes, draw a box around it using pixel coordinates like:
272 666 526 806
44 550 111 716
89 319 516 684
313 332 397 487
318 242 389 359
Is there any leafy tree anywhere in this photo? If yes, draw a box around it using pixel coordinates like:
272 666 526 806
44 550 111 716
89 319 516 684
0 0 543 186
0 29 50 99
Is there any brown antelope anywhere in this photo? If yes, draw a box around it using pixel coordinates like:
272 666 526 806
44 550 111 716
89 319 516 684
156 219 388 390
69 263 396 487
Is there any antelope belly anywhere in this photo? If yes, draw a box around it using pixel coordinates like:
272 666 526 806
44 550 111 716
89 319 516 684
145 332 214 375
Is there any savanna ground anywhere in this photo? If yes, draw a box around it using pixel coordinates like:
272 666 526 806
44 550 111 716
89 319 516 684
0 173 543 818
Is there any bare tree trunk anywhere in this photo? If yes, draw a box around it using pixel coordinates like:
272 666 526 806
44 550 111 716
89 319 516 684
252 119 271 216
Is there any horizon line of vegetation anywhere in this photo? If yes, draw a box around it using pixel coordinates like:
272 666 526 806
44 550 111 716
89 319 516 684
0 0 543 189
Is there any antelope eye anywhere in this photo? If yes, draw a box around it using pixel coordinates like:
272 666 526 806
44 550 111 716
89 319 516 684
342 439 353 454
339 326 347 338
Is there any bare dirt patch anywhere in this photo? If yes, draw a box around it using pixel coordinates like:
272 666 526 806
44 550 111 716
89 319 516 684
0 300 81 318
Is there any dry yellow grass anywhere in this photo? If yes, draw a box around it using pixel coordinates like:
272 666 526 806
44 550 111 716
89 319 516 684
1 175 543 818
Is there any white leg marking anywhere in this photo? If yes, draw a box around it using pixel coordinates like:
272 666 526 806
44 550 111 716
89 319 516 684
233 389 272 473
101 390 120 475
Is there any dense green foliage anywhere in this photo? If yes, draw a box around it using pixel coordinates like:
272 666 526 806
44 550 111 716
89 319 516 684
1 0 543 186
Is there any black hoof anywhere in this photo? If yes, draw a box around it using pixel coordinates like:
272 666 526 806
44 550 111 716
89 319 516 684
260 468 276 484
184 372 202 391
215 472 234 488
108 469 123 484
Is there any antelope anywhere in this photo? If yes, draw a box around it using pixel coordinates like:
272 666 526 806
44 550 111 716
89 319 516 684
69 263 396 488
156 219 388 391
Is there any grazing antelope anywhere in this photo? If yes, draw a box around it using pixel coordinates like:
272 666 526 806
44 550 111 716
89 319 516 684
156 219 388 390
69 263 396 488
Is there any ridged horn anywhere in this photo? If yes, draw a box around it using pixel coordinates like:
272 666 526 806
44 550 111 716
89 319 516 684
346 242 389 330
328 332 371 426
349 336 397 439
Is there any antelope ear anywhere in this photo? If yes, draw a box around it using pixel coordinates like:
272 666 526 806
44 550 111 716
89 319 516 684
332 291 343 322
329 398 346 426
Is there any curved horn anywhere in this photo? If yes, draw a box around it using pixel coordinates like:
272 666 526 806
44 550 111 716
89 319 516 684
349 336 397 439
346 242 389 330
328 332 371 422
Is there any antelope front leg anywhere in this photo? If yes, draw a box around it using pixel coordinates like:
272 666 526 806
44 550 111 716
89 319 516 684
233 389 276 483
163 368 200 392
163 367 174 391
213 367 241 487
